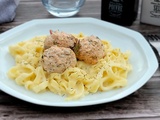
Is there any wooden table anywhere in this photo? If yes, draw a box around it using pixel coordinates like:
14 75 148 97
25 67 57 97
0 0 160 120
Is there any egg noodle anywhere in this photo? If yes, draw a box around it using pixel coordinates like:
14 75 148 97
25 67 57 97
7 33 132 100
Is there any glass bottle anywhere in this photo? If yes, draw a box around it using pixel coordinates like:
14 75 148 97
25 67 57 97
101 0 139 26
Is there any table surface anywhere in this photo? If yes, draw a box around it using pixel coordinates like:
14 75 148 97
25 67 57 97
0 0 160 120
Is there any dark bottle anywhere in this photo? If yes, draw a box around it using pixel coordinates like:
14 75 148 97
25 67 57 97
101 0 139 26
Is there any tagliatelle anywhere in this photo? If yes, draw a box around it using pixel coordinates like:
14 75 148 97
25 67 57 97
7 33 132 100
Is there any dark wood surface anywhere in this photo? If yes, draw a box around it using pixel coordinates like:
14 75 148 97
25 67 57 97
0 0 160 120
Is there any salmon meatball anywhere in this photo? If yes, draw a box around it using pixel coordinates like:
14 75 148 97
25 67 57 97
44 30 77 50
42 46 77 73
74 35 106 64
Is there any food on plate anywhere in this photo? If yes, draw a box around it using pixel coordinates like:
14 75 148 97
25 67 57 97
7 31 132 100
44 30 77 50
73 35 106 64
42 45 77 73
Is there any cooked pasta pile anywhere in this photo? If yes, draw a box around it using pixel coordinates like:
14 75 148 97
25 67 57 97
7 33 132 100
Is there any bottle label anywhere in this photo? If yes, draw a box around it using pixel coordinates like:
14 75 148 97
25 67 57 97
150 0 160 18
140 0 160 26
108 0 123 18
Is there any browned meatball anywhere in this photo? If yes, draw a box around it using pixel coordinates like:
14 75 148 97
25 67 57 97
44 30 77 50
41 46 77 73
74 35 106 64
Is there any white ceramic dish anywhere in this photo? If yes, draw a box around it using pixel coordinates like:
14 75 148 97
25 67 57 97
0 18 158 107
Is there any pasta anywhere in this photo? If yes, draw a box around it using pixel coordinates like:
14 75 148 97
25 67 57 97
7 33 132 100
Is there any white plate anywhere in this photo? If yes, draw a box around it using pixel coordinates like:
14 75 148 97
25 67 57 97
0 18 158 107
